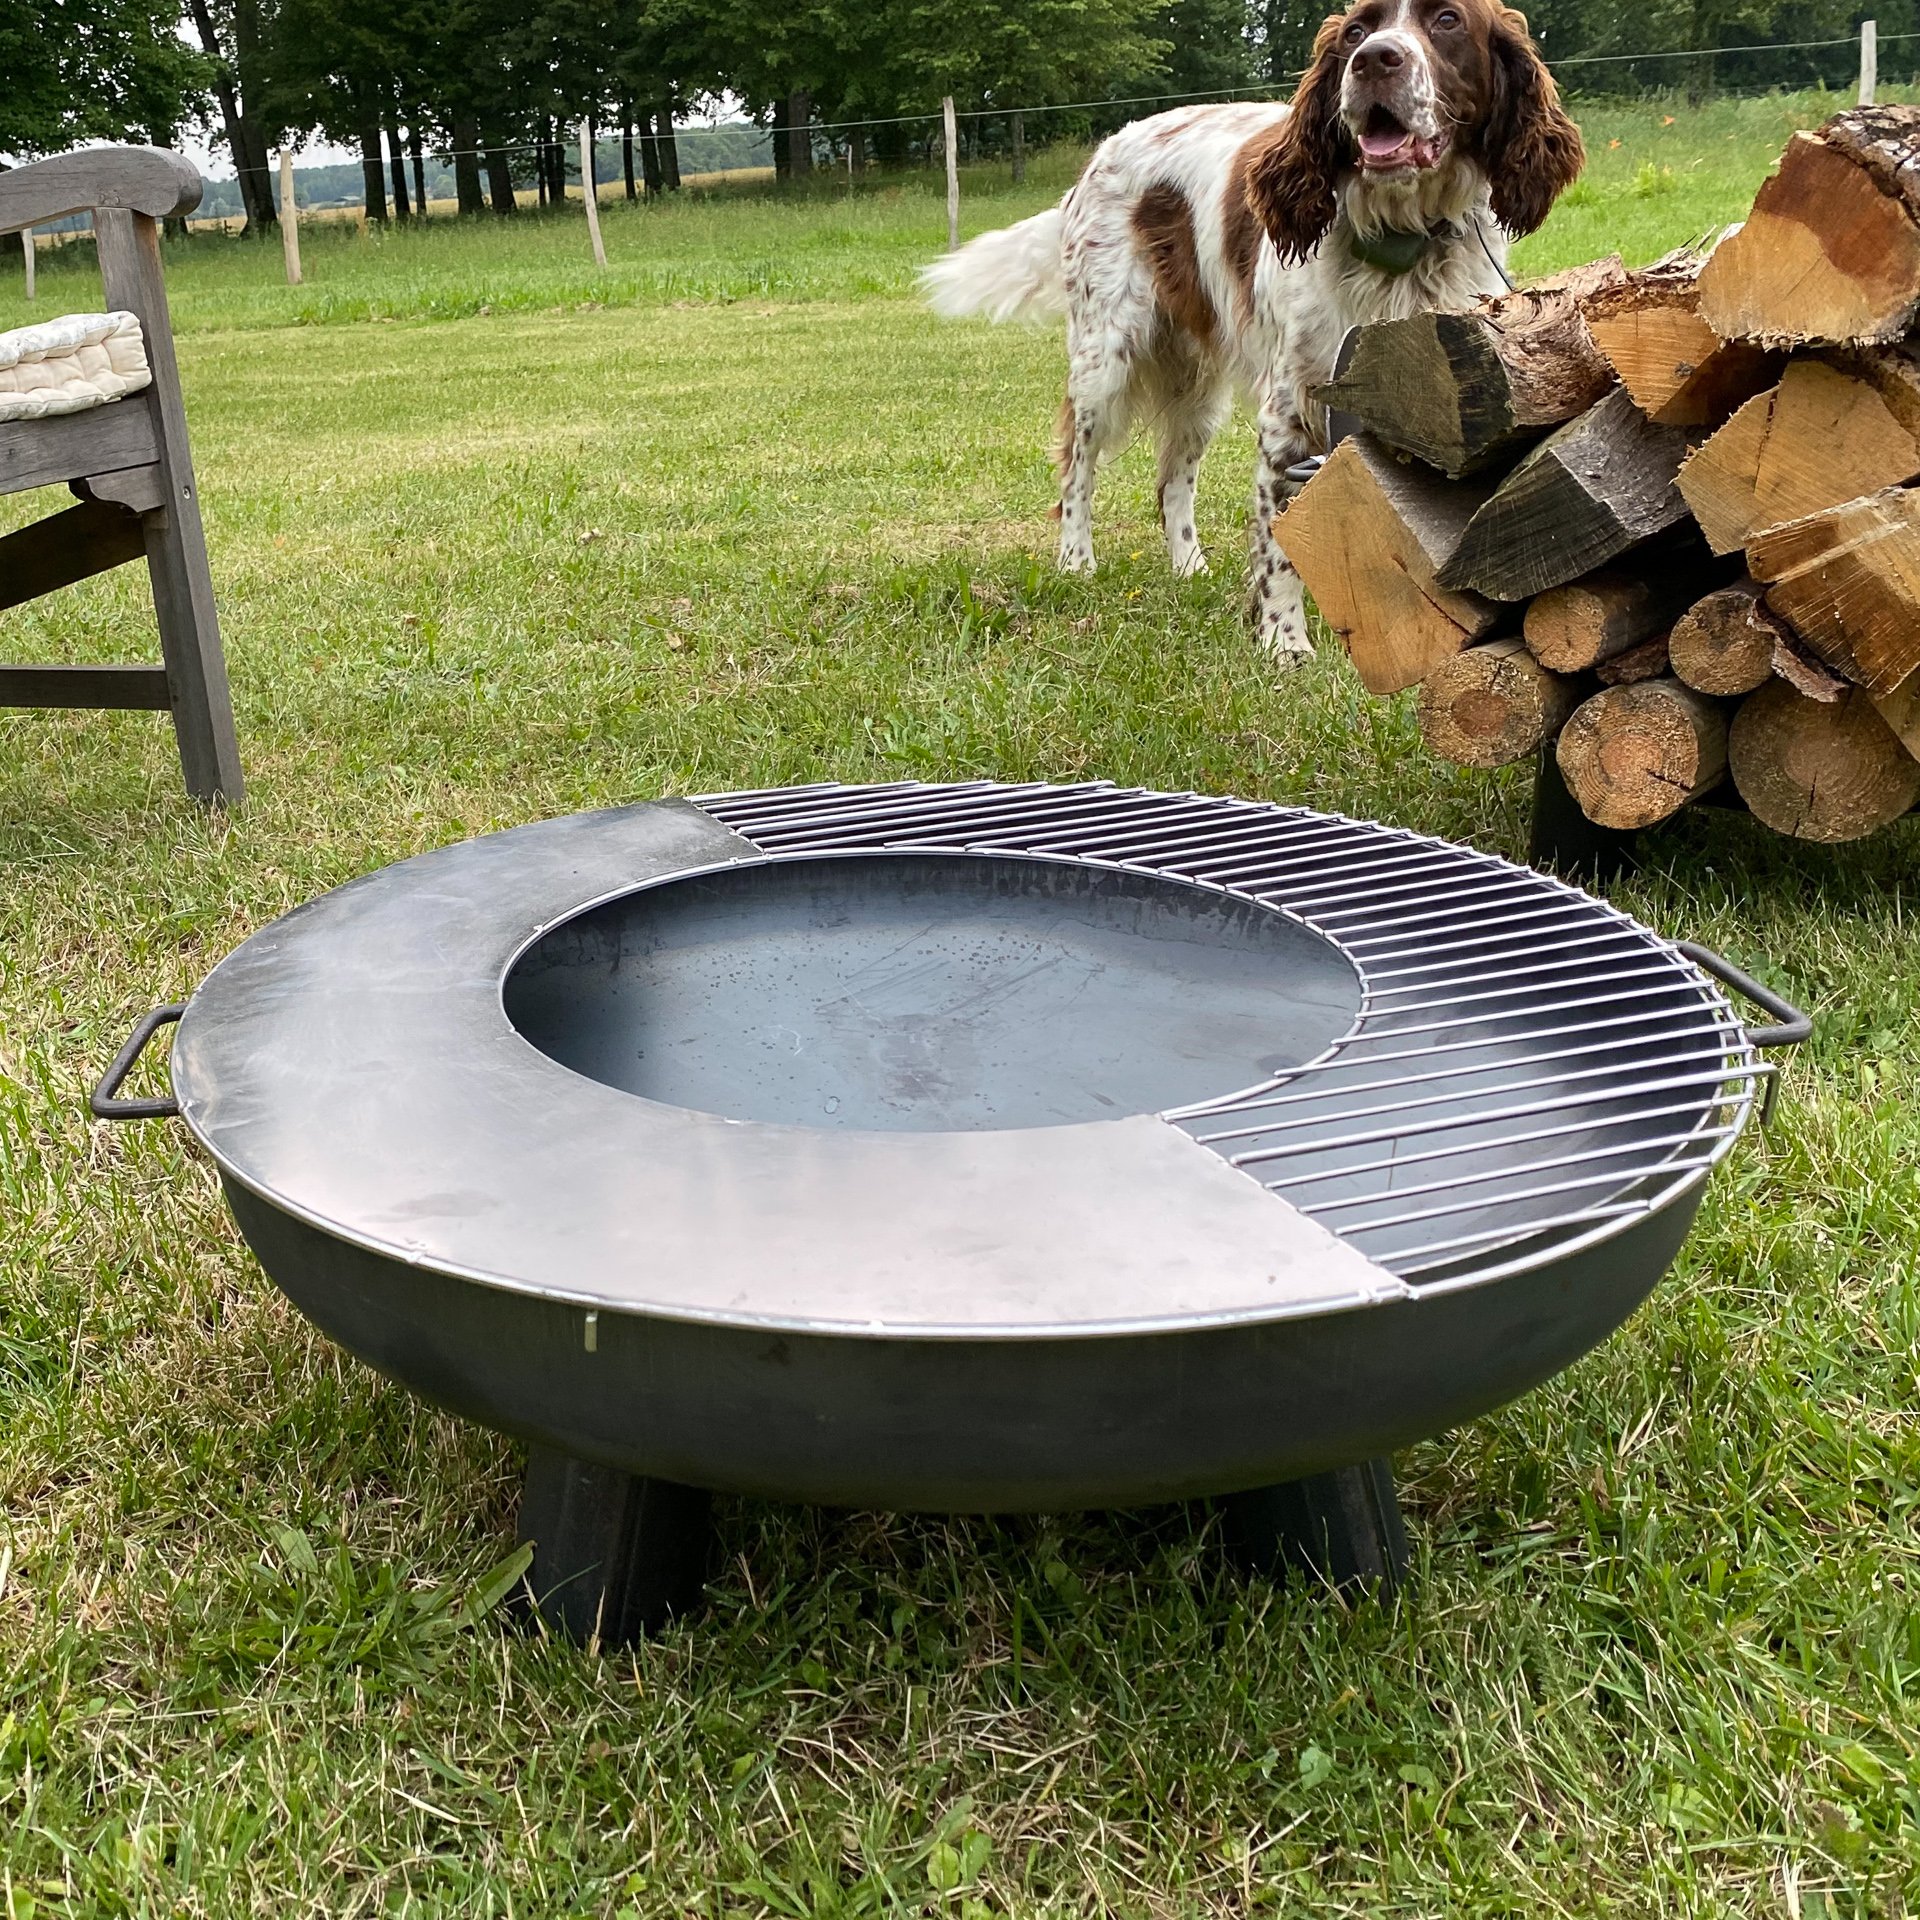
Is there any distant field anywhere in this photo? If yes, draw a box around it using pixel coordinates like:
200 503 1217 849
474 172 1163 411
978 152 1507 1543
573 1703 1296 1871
2 88 1917 1917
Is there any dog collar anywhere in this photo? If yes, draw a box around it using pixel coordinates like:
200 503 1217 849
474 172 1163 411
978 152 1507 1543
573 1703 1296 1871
1349 221 1457 276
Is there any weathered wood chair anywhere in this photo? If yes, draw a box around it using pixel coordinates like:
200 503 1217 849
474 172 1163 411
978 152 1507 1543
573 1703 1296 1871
0 148 242 804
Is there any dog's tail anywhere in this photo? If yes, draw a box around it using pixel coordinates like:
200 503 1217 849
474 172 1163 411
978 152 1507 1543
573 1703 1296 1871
919 205 1067 322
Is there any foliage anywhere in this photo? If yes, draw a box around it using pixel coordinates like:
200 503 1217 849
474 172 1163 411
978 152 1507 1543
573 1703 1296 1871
0 0 211 158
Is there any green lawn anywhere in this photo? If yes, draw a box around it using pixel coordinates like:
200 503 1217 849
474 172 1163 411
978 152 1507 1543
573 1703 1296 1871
2 90 1917 1916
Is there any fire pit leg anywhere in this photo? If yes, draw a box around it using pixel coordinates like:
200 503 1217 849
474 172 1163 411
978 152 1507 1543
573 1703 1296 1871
1528 745 1638 882
1221 1458 1408 1596
516 1446 712 1643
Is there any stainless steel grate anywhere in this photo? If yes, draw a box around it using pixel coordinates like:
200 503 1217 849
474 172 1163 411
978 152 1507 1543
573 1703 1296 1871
694 781 1764 1292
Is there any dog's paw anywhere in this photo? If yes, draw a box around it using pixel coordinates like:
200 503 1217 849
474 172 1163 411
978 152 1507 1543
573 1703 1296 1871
1260 625 1315 667
1172 550 1210 579
1057 548 1097 576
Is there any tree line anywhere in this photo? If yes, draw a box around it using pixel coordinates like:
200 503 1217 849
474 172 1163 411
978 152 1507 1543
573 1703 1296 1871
0 0 1900 234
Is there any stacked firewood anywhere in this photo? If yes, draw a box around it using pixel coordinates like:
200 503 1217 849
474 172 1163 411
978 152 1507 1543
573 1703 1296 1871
1281 104 1920 844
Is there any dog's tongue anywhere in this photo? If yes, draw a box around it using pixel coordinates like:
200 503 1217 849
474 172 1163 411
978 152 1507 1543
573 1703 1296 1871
1359 129 1441 167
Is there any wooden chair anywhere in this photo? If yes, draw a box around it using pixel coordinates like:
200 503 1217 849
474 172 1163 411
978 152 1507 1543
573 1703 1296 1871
0 148 242 804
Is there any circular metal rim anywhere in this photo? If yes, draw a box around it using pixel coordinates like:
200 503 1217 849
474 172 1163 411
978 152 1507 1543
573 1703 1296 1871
169 785 1761 1342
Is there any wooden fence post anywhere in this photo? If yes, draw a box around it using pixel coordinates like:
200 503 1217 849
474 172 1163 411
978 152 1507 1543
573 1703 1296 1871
580 119 608 266
277 151 302 286
1860 18 1878 105
20 229 33 301
943 95 959 250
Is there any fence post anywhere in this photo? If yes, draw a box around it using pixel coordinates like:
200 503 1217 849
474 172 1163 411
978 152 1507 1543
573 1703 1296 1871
580 118 607 267
277 150 303 286
20 229 33 301
1859 18 1878 105
943 95 960 251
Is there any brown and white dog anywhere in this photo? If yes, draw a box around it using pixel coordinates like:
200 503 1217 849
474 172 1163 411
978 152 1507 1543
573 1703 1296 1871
922 0 1583 660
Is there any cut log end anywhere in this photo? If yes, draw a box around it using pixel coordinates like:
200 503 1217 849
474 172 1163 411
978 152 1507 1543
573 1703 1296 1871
1729 679 1920 840
1415 636 1579 768
1555 679 1730 829
1667 579 1788 695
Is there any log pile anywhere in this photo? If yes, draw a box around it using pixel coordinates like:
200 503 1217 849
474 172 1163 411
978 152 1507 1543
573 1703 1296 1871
1282 105 1920 845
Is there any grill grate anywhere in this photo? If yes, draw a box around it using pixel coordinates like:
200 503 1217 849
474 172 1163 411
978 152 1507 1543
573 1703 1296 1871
695 781 1763 1291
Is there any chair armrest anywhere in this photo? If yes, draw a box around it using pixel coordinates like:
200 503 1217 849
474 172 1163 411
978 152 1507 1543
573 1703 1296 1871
0 147 202 235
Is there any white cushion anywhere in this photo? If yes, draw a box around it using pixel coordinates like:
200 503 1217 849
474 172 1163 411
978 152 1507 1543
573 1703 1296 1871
0 311 151 422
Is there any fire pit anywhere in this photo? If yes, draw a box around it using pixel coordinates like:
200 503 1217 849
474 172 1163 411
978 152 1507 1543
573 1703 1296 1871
94 782 1805 1640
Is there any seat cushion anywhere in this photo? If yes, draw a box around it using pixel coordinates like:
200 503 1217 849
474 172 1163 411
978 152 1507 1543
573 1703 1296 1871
0 311 151 422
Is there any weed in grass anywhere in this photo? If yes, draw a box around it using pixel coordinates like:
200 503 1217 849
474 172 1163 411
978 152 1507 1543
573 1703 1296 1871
0 89 1917 1916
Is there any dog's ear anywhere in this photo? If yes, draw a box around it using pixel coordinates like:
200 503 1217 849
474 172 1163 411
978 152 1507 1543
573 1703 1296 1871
1244 14 1350 265
1481 5 1584 235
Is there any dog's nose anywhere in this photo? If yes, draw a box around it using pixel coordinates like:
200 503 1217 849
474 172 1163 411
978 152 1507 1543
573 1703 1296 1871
1350 36 1407 73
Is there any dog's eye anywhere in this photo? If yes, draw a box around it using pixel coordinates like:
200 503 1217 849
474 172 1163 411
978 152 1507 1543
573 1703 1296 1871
1343 19 1366 39
1434 6 1460 22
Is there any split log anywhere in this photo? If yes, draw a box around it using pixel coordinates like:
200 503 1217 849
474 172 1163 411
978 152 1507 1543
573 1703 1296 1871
1666 580 1794 695
1314 258 1623 476
1699 107 1920 346
1595 634 1672 685
1675 361 1920 554
1436 389 1694 601
1582 237 1780 428
1415 636 1580 768
1746 486 1920 695
1521 565 1699 671
1278 434 1499 695
1728 680 1920 840
1556 680 1730 829
1870 673 1920 756
1824 340 1920 439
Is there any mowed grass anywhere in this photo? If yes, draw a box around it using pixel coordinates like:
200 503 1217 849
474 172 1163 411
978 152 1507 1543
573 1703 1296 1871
1 89 1918 1915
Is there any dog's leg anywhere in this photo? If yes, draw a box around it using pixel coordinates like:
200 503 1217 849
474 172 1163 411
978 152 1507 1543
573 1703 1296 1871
1155 366 1230 580
1250 400 1315 665
1055 388 1102 575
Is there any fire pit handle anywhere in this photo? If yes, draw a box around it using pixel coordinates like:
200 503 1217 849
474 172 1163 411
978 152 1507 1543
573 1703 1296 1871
89 1004 184 1120
1673 943 1811 1049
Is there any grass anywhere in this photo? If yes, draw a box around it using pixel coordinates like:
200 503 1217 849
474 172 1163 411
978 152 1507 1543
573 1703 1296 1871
2 87 1918 1916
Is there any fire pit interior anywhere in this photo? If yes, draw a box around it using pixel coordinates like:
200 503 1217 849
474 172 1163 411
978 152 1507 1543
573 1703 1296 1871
503 852 1362 1132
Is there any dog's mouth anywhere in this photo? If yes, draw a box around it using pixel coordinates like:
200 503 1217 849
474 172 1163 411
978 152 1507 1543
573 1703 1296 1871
1354 104 1448 171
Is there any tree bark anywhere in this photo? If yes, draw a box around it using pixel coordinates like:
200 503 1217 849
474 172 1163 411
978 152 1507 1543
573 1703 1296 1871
485 135 516 216
656 103 680 189
387 118 412 220
783 90 812 178
185 0 274 232
410 125 427 218
359 115 388 224
640 113 663 196
452 115 485 216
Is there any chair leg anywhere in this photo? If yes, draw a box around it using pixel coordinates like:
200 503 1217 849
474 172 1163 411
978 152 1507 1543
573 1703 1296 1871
143 504 243 806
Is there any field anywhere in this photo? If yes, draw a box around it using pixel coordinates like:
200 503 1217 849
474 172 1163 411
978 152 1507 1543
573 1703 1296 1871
2 88 1917 1916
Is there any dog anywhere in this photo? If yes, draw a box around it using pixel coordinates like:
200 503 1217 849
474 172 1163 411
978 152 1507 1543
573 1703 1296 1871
921 1 1583 661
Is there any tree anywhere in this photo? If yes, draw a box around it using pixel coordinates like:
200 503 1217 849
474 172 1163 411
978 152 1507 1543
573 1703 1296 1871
187 0 278 231
0 0 211 160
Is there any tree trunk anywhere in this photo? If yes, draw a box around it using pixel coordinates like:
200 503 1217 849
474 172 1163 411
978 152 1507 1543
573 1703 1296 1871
849 128 867 173
784 90 812 178
623 110 637 200
453 115 485 216
410 125 427 218
185 0 274 232
485 135 516 215
656 103 680 189
640 113 664 196
1011 111 1025 184
359 116 388 223
387 118 412 220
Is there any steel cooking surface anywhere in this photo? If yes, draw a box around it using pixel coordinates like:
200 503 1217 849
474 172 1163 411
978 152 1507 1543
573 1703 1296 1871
504 851 1362 1131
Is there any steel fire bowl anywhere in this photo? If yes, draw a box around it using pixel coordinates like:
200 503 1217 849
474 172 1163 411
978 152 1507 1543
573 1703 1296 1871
163 783 1771 1512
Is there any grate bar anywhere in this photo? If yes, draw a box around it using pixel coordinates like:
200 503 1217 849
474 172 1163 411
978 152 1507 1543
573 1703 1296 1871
1366 947 1680 1003
1172 1018 1739 1124
731 783 1119 844
1226 1064 1762 1169
1365 926 1650 983
1268 1098 1747 1192
1382 1200 1658 1274
1293 1123 1742 1218
1335 900 1637 960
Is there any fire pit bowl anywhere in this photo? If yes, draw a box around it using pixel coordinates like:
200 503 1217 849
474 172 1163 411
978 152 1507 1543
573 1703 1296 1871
94 782 1806 1640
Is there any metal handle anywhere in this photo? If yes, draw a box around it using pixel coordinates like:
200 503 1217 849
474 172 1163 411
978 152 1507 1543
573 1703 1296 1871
89 1004 184 1119
1673 942 1811 1048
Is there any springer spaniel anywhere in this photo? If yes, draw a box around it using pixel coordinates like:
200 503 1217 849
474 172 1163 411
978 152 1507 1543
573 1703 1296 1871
922 0 1583 660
